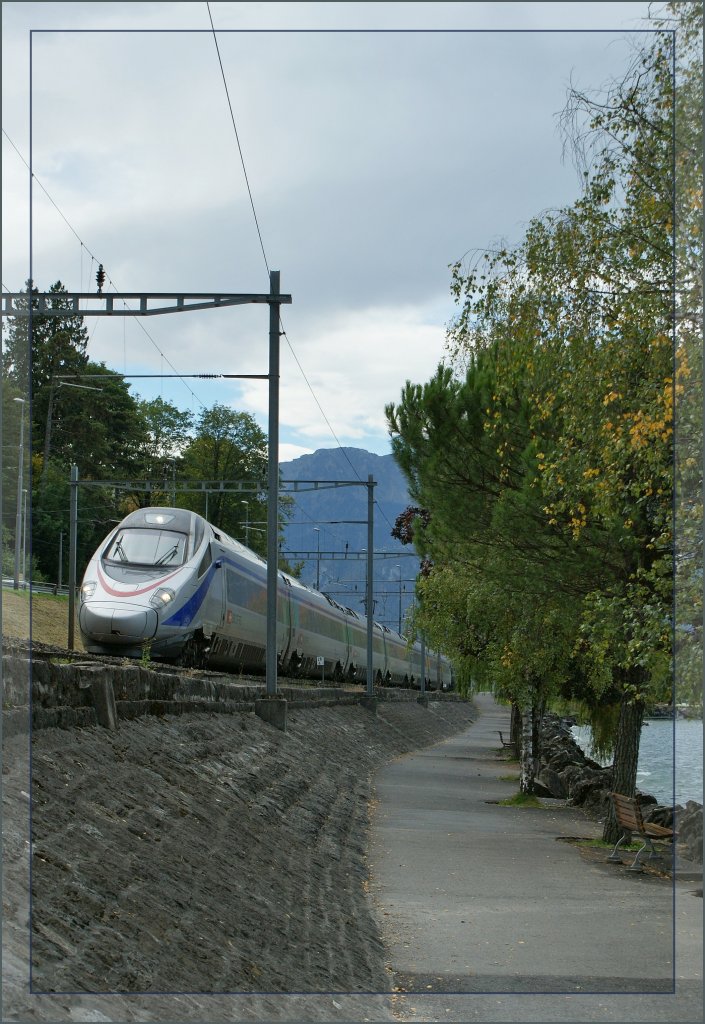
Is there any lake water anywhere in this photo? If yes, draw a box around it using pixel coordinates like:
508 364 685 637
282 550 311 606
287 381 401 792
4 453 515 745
572 718 703 807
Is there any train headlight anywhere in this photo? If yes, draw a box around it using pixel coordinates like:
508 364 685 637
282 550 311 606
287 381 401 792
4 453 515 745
150 587 175 610
81 581 97 601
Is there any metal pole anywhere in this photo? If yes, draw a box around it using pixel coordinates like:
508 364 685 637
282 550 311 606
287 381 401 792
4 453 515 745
266 271 281 696
68 464 78 649
366 475 375 696
396 563 402 634
13 398 25 589
22 489 28 583
420 632 426 695
241 500 250 547
314 528 320 590
58 531 63 591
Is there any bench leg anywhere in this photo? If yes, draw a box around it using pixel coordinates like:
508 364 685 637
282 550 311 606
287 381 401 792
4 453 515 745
607 831 629 863
627 836 656 872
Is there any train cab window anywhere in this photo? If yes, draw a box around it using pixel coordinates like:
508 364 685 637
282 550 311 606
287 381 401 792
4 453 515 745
197 545 212 578
104 528 187 567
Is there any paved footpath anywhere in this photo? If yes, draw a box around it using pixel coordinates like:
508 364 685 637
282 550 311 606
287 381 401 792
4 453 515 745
369 692 703 1023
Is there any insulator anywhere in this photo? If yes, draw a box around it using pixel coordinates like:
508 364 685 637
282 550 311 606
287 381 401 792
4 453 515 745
96 264 106 293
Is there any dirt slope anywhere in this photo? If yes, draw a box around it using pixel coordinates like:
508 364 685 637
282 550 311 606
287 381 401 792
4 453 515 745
1 588 84 651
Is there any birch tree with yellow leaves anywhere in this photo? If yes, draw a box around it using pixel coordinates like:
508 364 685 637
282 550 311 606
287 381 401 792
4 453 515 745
387 3 701 833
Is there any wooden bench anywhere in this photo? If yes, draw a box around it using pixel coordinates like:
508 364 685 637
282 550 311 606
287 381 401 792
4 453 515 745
607 792 676 872
498 730 515 751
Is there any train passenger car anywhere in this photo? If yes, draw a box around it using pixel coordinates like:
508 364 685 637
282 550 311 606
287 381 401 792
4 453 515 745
79 506 455 687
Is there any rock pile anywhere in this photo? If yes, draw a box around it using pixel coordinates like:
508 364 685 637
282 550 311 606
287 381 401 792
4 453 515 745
534 713 703 865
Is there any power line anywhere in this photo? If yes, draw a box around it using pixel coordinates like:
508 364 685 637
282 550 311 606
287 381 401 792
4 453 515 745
2 129 207 410
205 2 269 276
203 8 394 520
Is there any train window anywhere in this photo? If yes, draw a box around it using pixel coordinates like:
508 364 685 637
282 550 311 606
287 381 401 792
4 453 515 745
227 569 267 613
104 528 187 567
197 546 212 578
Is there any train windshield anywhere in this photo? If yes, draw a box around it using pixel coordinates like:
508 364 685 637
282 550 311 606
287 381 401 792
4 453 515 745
104 528 187 568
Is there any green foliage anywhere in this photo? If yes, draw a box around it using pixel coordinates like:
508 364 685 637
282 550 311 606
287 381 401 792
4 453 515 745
2 283 284 582
2 525 16 576
180 403 270 554
386 5 702 797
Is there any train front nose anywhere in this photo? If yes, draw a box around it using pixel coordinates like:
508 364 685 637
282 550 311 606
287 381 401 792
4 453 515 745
79 603 158 644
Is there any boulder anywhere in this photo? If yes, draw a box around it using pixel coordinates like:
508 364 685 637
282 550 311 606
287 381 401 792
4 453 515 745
677 801 703 864
535 766 569 799
547 749 579 772
643 803 680 829
581 786 611 816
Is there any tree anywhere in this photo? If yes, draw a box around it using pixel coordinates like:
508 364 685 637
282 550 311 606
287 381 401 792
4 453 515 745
387 4 701 827
387 354 595 792
180 403 269 552
2 281 90 489
41 362 146 479
122 396 194 508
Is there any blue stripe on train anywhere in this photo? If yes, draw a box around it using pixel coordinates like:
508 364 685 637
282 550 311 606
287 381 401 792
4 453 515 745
163 553 358 630
162 563 220 627
162 555 268 628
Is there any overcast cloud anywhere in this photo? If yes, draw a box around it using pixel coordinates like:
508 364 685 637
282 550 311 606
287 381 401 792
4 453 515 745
3 1 656 459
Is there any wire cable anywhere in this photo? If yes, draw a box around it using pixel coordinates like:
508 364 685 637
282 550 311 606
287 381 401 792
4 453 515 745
202 6 397 536
205 2 269 276
2 129 207 410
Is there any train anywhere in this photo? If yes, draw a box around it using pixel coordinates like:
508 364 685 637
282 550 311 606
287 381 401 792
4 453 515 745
78 506 454 689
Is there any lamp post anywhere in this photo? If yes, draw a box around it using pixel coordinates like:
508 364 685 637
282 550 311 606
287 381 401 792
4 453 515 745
313 527 320 590
13 398 25 590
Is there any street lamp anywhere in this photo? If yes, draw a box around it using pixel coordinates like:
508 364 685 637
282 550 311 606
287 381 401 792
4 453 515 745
13 398 25 590
313 527 320 590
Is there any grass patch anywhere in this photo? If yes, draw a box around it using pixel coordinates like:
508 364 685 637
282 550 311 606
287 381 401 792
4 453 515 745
498 791 542 808
578 837 641 852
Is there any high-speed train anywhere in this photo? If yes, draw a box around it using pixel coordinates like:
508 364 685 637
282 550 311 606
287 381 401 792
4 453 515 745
79 506 454 689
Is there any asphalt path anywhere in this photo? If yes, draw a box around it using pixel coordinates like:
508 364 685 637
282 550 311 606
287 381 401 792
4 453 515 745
369 692 703 1022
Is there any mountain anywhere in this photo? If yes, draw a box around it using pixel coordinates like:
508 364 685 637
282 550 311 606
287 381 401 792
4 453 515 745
279 447 420 631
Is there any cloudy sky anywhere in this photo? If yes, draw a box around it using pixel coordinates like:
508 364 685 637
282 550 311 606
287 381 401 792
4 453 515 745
3 1 657 461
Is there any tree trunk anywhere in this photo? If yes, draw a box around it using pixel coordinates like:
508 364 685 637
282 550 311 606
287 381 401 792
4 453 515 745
602 692 645 844
519 703 538 793
510 701 522 747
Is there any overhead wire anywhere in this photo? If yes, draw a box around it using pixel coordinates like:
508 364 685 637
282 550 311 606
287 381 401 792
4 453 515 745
205 2 269 276
1 128 208 411
204 6 396 534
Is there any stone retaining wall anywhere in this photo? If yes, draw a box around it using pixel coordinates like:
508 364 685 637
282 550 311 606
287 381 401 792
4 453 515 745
1 654 450 736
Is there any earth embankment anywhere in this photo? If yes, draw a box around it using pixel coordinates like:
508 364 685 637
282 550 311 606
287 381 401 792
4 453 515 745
3 690 476 1022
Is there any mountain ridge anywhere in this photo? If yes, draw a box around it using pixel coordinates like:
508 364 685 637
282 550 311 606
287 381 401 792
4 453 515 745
280 446 419 631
